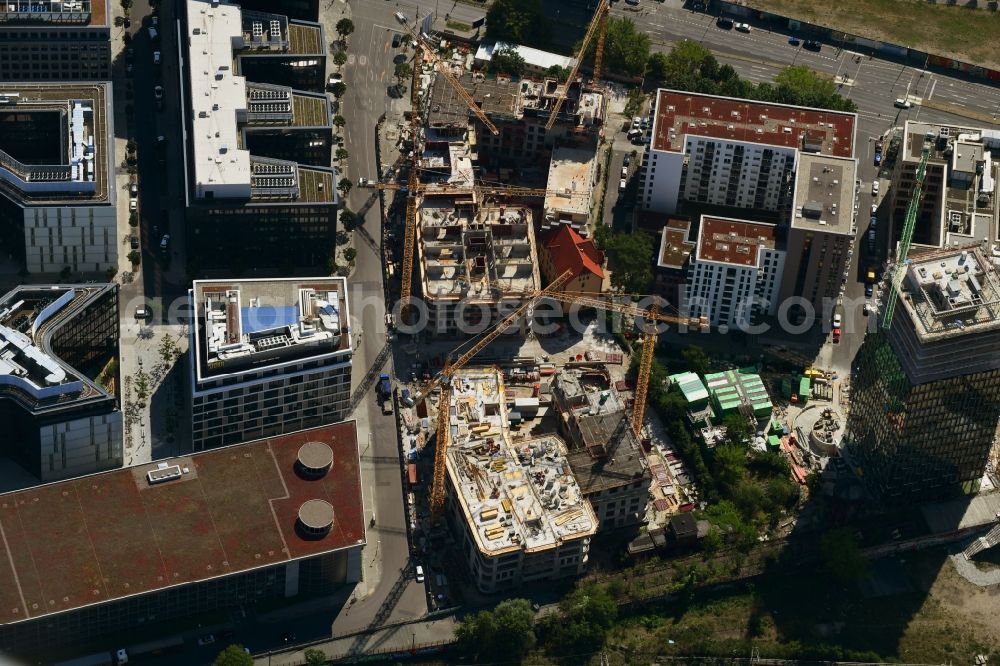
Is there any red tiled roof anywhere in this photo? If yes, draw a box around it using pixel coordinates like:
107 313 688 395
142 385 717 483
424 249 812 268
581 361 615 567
696 216 777 267
0 422 364 626
652 89 856 158
544 225 604 280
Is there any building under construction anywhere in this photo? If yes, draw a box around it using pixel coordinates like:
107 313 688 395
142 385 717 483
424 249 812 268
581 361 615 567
443 370 597 593
551 368 649 531
416 197 541 336
845 246 1000 504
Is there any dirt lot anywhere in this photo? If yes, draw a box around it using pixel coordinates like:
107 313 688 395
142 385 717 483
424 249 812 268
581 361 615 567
748 0 1000 71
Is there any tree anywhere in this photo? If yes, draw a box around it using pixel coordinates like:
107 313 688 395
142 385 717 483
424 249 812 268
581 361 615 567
394 61 413 84
773 65 857 112
601 230 653 293
126 139 137 154
332 115 346 129
484 0 551 47
340 208 357 231
820 527 869 583
127 250 141 265
303 648 327 666
333 50 348 67
586 17 649 78
722 412 751 446
680 345 711 376
335 18 354 41
158 334 177 364
543 584 617 656
711 444 747 495
335 148 349 162
456 599 536 660
487 47 526 77
212 645 253 666
337 177 353 196
545 64 571 81
343 247 357 262
329 82 347 99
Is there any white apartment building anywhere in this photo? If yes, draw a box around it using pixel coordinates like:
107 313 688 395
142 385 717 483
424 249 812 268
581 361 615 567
685 216 786 330
0 83 117 275
188 277 353 450
639 89 856 215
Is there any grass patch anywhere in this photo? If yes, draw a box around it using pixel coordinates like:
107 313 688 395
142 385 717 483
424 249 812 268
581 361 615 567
747 0 1000 70
445 19 473 32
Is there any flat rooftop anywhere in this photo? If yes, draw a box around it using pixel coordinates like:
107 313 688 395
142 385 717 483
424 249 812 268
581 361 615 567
792 153 857 235
445 370 597 557
0 0 108 26
544 146 595 217
695 216 778 267
0 83 111 206
428 73 522 128
652 89 856 158
0 284 116 415
657 218 695 270
900 247 1000 339
0 421 364 626
244 83 330 129
191 277 351 384
418 200 539 301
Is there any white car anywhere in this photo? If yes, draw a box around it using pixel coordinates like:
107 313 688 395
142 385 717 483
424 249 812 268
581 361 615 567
832 313 842 328
415 564 425 583
870 203 878 215
618 178 627 191
894 98 912 109
735 22 751 32
130 182 138 196
129 198 137 212
871 180 880 196
620 166 628 178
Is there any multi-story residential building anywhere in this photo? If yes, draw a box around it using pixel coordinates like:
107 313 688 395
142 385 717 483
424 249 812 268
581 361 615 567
638 89 856 216
538 224 604 296
890 121 999 251
0 0 111 81
0 421 364 657
540 146 597 237
188 277 352 450
845 247 1000 504
444 370 597 593
417 198 540 336
180 0 337 272
0 83 116 275
551 369 650 531
684 216 786 330
0 284 122 482
779 152 858 316
651 216 695 305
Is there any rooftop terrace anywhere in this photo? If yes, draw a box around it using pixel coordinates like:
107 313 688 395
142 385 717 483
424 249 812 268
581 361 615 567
657 219 695 270
695 216 778 268
0 421 364 626
191 277 351 383
544 146 595 218
0 0 107 26
445 371 597 556
0 83 111 206
652 89 856 158
0 284 115 414
792 153 857 235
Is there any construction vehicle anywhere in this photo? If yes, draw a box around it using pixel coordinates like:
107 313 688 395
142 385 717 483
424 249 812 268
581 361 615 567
545 0 610 130
378 373 393 415
881 137 931 329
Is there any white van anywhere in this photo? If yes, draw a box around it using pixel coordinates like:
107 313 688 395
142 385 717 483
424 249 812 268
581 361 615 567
394 11 407 23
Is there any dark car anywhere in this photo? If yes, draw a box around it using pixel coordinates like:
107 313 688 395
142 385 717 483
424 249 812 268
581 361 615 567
716 17 734 29
391 33 402 48
803 40 821 51
865 283 874 297
874 150 882 166
788 36 801 46
129 236 140 250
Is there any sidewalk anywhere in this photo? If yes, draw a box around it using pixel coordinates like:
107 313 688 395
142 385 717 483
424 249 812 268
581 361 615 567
254 616 457 665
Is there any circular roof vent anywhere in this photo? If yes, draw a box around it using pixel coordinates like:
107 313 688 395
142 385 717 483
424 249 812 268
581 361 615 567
297 441 333 478
297 499 335 537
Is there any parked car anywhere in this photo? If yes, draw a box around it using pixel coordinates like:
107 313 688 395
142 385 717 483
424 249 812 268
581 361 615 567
129 198 137 212
832 327 841 343
153 51 161 66
871 203 878 215
392 32 402 48
735 22 751 32
160 234 170 251
623 153 632 166
129 235 140 250
865 283 874 297
894 98 912 109
618 178 627 191
130 182 138 196
870 216 878 228
871 180 880 196
716 17 734 29
832 313 842 328
415 565 425 583
197 635 216 647
874 150 882 166
803 40 821 51
788 36 801 46
153 85 164 108
620 166 628 178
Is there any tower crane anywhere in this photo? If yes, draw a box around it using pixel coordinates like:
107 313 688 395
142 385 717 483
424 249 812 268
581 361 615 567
881 137 932 329
426 270 575 523
399 48 424 324
545 0 610 131
412 35 499 135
